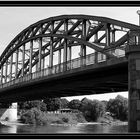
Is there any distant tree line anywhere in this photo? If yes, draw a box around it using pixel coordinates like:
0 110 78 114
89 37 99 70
17 94 128 121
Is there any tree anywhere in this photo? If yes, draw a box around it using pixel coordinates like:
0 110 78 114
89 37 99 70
18 100 47 112
107 95 128 121
68 99 81 110
43 98 61 111
60 98 69 109
80 98 105 121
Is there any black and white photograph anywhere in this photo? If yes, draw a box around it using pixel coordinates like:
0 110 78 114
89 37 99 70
0 1 139 138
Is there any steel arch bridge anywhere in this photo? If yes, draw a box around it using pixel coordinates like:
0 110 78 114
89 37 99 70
0 14 140 102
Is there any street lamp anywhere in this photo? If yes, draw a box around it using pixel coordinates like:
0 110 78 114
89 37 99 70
137 10 140 26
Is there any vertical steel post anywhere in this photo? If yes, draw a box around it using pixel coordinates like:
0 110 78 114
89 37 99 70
106 23 110 59
1 66 3 84
49 21 54 71
81 19 86 66
94 33 98 63
42 49 45 70
68 46 71 61
38 37 42 71
112 30 115 43
63 19 68 71
29 40 33 74
22 44 25 76
67 46 71 70
5 61 8 83
106 23 110 48
58 40 61 72
58 42 61 64
39 25 43 71
36 56 38 71
49 37 53 68
10 54 13 80
15 50 19 79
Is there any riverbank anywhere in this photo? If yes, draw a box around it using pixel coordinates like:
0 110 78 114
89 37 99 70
18 108 128 127
19 108 87 126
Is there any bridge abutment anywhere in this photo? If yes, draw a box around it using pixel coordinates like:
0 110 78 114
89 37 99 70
0 103 17 122
126 45 140 132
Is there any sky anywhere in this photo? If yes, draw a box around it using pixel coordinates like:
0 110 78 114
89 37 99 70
1 6 139 101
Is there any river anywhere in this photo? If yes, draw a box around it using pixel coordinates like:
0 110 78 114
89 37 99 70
0 122 128 134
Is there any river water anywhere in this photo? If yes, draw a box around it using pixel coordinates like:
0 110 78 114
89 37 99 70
0 122 128 134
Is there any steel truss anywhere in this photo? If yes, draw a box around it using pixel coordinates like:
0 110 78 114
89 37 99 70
0 15 140 85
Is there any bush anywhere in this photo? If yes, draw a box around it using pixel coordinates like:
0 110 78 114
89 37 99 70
20 108 47 125
107 95 128 121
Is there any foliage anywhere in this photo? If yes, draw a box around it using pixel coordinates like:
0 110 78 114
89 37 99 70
68 99 81 110
20 107 48 125
107 95 128 121
0 102 12 108
18 100 47 112
80 98 105 121
43 98 61 111
60 98 69 109
20 107 86 125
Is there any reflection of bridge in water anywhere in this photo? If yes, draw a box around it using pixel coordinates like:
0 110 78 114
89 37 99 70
0 15 140 132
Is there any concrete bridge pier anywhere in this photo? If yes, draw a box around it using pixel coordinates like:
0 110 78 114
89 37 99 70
126 45 140 132
0 102 17 122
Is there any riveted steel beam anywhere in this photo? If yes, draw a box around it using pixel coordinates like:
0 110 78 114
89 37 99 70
29 40 33 74
53 20 64 34
22 44 25 76
49 21 54 68
105 23 111 48
86 23 104 41
68 20 82 35
4 60 8 83
1 14 140 67
38 38 42 71
10 54 13 80
15 49 19 79
42 22 51 34
1 66 3 84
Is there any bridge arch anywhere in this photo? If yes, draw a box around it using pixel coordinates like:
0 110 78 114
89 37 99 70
0 14 140 84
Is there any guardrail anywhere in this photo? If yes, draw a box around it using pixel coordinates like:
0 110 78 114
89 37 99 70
0 47 125 89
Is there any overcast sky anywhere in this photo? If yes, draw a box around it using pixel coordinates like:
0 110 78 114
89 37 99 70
0 6 139 101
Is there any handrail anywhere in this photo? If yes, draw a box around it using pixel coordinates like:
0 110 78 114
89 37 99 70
0 46 125 89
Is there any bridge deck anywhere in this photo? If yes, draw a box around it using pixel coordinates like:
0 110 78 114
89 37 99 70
0 52 128 102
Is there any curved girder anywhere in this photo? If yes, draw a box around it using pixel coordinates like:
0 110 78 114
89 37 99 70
1 14 140 66
0 14 140 83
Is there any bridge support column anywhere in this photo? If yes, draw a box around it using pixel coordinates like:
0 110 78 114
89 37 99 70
0 103 17 122
126 45 140 132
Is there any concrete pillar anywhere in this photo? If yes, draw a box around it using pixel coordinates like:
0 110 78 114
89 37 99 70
126 45 140 132
0 102 17 122
9 103 18 122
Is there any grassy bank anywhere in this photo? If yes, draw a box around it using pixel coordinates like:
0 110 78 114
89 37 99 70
97 114 128 125
19 108 87 125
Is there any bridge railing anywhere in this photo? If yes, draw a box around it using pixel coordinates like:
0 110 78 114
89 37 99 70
0 46 125 89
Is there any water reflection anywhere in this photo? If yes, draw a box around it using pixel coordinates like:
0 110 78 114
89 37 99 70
0 123 128 134
0 124 17 133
